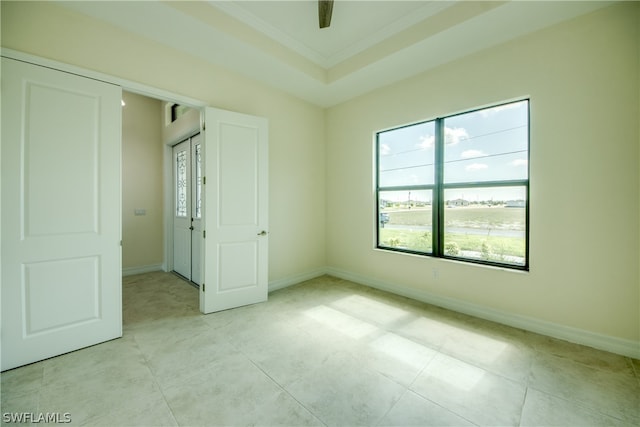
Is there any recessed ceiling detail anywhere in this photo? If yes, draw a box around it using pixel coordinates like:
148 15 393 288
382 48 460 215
57 0 615 107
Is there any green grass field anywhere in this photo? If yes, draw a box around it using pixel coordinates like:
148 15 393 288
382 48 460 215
379 206 526 264
383 206 525 230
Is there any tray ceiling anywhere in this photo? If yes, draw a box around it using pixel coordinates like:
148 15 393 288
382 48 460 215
58 1 615 107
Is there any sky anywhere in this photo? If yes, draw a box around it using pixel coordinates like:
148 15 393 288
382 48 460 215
378 100 529 203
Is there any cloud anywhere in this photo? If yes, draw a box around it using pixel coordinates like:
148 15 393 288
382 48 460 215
480 101 526 117
460 149 485 159
416 127 469 150
511 158 528 167
417 134 434 150
466 163 488 171
380 143 391 155
444 127 469 145
417 127 468 149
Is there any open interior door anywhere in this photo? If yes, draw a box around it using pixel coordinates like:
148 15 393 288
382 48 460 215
201 107 268 314
1 57 122 371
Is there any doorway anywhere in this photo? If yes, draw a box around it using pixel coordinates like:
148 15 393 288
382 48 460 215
1 56 122 370
2 51 270 371
172 134 204 285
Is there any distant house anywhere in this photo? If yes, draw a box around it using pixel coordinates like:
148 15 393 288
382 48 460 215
447 199 470 207
506 200 526 208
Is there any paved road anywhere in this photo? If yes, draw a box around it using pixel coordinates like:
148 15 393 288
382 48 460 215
384 224 524 238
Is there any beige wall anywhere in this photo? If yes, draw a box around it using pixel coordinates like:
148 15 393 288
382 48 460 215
326 2 639 343
2 1 638 349
121 91 164 270
1 1 327 283
161 104 199 146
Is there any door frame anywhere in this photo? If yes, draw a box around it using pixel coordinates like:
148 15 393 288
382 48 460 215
0 50 208 110
0 49 207 291
165 130 203 279
2 49 270 316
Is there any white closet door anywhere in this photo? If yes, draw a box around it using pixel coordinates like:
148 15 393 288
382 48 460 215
1 57 122 371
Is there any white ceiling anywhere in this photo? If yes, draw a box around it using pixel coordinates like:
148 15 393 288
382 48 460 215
58 0 615 107
214 1 454 67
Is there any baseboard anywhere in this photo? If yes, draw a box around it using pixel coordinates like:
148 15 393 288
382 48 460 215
122 264 164 277
268 268 327 293
325 267 640 359
122 264 639 358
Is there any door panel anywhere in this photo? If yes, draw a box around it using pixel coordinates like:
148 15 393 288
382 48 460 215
172 135 204 284
25 257 100 334
172 140 191 279
201 107 268 314
218 241 258 291
25 85 99 236
219 125 258 226
191 135 204 285
1 57 122 371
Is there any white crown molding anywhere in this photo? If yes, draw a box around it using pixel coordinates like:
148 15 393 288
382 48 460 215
51 0 617 108
210 0 456 68
209 0 329 66
325 0 454 67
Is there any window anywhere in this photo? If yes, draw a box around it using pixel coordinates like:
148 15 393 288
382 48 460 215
176 149 188 218
376 100 529 269
194 143 203 219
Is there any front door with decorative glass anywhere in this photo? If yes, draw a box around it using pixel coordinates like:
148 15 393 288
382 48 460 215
172 134 203 284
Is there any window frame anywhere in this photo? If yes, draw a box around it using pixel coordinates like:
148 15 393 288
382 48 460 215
375 99 530 271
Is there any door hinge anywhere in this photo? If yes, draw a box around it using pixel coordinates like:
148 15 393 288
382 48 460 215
203 230 206 238
202 283 205 292
120 240 122 246
202 122 206 131
203 176 206 185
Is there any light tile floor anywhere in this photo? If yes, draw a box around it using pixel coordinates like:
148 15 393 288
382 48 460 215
2 272 639 426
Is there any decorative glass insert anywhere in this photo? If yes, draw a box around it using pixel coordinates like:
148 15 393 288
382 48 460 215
176 150 187 217
194 143 202 219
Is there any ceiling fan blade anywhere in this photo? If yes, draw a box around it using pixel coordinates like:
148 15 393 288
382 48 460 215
318 0 334 29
